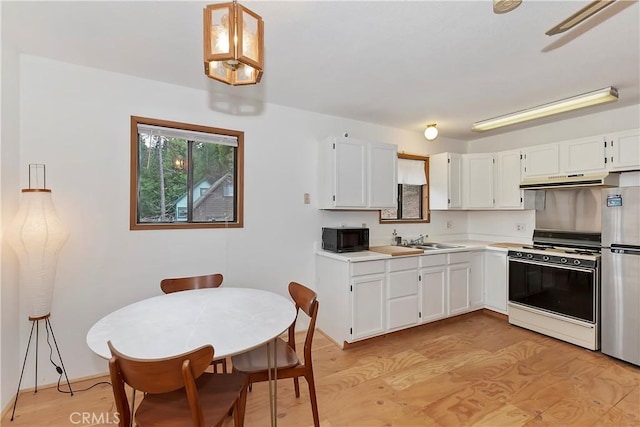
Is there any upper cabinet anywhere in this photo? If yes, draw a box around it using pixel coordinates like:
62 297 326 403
560 136 607 174
495 149 524 209
429 152 462 210
318 136 397 210
608 129 640 172
521 143 560 178
463 153 495 209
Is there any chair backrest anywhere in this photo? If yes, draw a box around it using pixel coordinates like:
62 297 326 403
108 341 214 427
287 282 319 367
160 273 224 294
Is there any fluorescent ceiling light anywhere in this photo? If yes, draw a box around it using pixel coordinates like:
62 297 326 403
472 87 618 132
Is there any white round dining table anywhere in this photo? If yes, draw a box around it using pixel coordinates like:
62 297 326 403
86 287 297 360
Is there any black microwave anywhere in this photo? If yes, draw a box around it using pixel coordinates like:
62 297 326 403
322 227 369 253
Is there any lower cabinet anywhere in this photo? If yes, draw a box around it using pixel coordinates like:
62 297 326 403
419 254 447 323
351 274 385 340
316 249 486 348
387 257 419 331
484 250 508 314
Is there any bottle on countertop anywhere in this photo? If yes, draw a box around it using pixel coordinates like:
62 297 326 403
392 229 402 246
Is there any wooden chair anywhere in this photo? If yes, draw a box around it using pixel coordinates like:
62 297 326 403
108 341 247 427
160 273 224 294
231 281 320 427
160 273 227 373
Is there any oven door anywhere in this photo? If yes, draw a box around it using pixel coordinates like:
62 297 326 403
508 258 597 323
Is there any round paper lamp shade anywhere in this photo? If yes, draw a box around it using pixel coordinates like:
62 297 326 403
7 189 68 318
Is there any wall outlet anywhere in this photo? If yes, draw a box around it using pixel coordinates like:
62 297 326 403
446 220 453 229
516 223 526 231
304 193 311 204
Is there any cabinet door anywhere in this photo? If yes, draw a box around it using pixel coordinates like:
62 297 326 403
484 251 508 314
496 150 523 209
464 153 495 208
609 129 640 171
562 136 606 174
334 138 367 207
350 274 385 341
420 265 447 323
368 142 398 208
448 154 463 208
448 262 470 316
469 251 484 308
522 144 560 177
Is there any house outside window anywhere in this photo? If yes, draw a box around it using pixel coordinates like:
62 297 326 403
131 116 244 230
380 154 430 223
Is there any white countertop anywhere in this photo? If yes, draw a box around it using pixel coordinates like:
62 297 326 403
316 240 516 261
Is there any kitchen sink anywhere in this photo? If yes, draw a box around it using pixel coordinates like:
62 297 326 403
403 242 463 250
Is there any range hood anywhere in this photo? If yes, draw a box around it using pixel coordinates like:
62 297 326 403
520 172 620 190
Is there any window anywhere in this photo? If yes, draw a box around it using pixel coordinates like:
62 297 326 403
380 153 430 223
130 116 244 230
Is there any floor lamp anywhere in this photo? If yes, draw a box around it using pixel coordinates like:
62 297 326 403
7 164 73 421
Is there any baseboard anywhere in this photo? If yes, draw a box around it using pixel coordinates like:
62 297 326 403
1 371 110 420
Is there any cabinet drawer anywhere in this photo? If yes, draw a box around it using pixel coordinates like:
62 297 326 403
351 260 385 276
449 251 471 264
389 257 419 272
421 254 447 267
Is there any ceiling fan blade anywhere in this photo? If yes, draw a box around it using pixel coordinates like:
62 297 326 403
546 0 616 36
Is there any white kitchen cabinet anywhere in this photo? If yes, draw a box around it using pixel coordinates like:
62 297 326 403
496 149 524 209
608 129 640 171
318 136 397 209
429 152 463 210
484 250 508 314
419 254 447 323
561 136 607 174
448 252 471 316
463 153 495 209
469 251 484 308
351 273 386 341
369 141 399 208
521 143 560 178
387 257 419 331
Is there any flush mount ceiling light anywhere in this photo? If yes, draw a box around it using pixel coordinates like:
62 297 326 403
203 0 264 85
493 0 522 14
424 124 438 141
471 87 618 132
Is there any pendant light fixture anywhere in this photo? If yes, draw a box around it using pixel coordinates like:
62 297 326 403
424 124 438 141
203 0 264 85
472 87 618 132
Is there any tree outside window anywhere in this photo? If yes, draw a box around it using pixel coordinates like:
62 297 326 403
130 116 244 230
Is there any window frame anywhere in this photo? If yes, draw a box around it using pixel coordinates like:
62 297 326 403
130 116 244 230
379 153 430 224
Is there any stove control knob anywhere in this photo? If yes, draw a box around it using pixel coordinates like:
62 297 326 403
526 254 534 259
573 259 581 265
543 255 550 261
515 252 522 257
560 257 568 264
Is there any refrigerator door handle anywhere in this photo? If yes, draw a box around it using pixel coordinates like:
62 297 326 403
610 244 640 255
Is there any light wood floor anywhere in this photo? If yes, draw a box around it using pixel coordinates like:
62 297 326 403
4 311 639 426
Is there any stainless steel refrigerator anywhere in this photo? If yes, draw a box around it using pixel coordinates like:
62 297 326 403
601 186 640 366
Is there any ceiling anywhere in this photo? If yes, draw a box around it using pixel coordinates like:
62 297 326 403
3 1 639 141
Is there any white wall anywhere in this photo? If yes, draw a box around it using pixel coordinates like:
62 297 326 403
0 25 21 410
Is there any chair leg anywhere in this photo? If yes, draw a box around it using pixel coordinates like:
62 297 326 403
306 373 320 427
293 377 300 398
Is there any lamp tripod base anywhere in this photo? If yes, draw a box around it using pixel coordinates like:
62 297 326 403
10 314 73 422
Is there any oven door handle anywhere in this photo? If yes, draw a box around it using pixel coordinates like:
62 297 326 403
508 257 596 273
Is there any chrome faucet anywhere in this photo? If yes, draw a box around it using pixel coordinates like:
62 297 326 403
408 234 428 245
